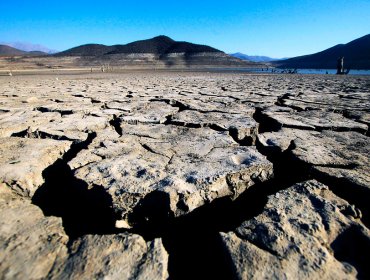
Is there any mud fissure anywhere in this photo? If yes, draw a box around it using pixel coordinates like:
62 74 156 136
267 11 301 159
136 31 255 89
128 148 311 280
29 103 370 280
31 131 118 241
35 106 73 116
109 114 123 136
11 129 76 141
253 108 282 133
331 225 370 279
253 107 370 228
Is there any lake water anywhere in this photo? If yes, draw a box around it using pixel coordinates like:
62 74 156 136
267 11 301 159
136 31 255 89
283 69 370 75
211 68 370 75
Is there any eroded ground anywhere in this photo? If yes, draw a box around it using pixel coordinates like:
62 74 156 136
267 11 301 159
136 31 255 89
0 72 369 279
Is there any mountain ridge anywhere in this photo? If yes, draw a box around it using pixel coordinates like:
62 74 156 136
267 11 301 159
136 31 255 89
0 45 48 56
274 34 370 69
0 36 265 69
56 35 222 57
0 45 27 56
230 52 284 62
0 42 58 54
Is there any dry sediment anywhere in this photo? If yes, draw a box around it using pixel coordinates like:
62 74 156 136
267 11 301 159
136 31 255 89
0 72 369 279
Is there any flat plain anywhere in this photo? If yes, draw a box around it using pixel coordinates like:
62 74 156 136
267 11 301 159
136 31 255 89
0 71 369 279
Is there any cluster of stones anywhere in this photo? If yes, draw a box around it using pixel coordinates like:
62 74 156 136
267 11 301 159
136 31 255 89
0 72 369 279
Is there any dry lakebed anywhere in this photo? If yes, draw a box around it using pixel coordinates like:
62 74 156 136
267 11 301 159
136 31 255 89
0 71 369 279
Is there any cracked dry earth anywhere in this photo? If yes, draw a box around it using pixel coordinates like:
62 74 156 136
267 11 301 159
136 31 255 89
0 72 369 280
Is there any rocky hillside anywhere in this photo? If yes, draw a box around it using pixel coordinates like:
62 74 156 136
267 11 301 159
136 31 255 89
274 34 370 69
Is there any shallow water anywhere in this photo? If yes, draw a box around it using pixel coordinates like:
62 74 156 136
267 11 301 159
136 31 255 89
211 68 370 75
292 69 370 75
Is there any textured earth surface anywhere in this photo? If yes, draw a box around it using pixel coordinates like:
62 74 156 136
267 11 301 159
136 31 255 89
0 71 369 279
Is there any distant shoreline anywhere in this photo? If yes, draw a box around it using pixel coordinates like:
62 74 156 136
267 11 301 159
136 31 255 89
1 67 370 76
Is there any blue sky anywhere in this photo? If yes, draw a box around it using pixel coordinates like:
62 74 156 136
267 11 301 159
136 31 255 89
1 0 369 57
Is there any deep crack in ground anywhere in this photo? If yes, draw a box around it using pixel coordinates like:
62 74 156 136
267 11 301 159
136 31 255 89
15 74 369 279
31 112 313 280
32 104 370 279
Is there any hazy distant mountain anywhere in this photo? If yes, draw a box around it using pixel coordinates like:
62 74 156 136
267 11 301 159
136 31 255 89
0 42 58 54
274 34 370 69
0 45 48 56
56 35 222 56
0 45 27 56
230 53 284 62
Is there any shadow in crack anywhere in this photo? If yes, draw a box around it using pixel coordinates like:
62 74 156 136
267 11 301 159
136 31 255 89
31 123 313 280
313 170 370 228
253 108 282 133
256 134 370 229
331 225 370 279
32 158 118 240
133 187 265 280
132 172 305 280
122 127 314 280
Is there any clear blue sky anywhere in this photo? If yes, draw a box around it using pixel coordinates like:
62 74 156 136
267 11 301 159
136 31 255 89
1 0 369 57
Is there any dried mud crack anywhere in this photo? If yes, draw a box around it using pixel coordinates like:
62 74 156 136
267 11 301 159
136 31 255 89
1 72 369 280
32 157 118 240
132 170 309 280
29 130 119 239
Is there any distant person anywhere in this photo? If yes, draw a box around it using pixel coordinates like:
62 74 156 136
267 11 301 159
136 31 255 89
336 56 344 74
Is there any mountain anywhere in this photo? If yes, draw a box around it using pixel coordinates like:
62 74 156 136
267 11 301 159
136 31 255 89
55 44 115 56
52 35 261 68
56 35 221 56
0 45 27 56
230 53 284 62
27 51 49 56
0 36 264 69
274 34 370 69
109 35 220 55
0 42 58 54
0 45 49 56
